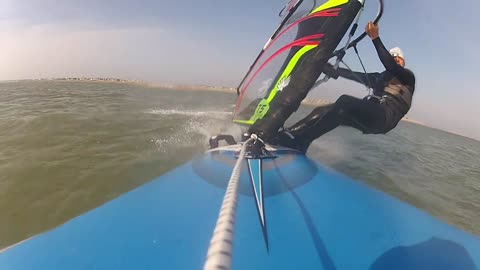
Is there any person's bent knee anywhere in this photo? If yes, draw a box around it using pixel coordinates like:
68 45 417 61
336 94 356 105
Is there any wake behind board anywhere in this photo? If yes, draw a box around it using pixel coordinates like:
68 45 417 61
1 142 479 269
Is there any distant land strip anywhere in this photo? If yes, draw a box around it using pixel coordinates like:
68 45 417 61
34 77 148 85
149 83 235 93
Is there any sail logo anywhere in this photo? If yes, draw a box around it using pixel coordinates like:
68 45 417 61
255 103 268 116
253 99 270 119
277 76 290 91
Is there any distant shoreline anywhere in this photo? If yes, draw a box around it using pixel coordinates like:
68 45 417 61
34 77 148 85
401 117 427 126
17 78 237 93
147 83 236 93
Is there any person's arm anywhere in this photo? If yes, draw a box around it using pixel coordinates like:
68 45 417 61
372 37 403 75
322 63 380 86
338 68 380 86
365 21 403 75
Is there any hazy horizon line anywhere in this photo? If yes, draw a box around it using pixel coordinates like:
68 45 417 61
2 77 479 142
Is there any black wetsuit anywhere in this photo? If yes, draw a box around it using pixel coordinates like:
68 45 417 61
279 37 416 152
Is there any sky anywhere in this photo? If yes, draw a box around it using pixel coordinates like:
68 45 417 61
1 0 479 139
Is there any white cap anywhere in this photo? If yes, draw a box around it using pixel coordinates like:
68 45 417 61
389 47 404 60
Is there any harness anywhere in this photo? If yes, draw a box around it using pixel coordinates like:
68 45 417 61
383 77 413 109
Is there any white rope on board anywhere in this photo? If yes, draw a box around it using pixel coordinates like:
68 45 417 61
203 137 254 270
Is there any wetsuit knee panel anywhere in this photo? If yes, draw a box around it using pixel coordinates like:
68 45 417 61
336 95 357 106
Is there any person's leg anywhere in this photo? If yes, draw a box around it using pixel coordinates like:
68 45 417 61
268 104 333 151
278 95 385 151
336 96 386 133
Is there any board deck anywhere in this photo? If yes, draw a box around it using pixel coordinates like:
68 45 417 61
1 145 479 269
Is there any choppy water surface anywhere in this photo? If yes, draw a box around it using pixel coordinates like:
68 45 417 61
1 80 479 248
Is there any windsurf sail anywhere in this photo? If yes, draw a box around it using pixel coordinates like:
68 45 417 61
312 0 384 88
235 0 306 96
232 0 375 129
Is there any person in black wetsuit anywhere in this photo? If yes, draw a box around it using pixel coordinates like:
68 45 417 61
274 21 416 152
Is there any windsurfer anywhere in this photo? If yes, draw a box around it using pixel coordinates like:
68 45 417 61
272 22 416 152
